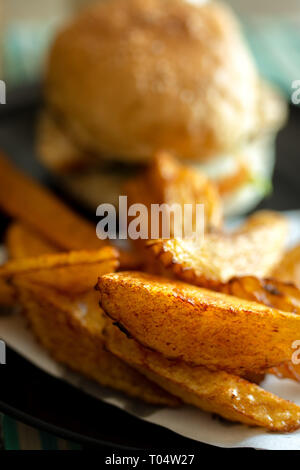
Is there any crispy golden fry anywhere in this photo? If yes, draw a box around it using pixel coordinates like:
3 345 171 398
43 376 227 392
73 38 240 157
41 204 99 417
0 247 119 296
0 222 59 306
271 363 300 382
148 211 288 287
0 153 136 270
5 222 59 258
0 247 118 277
148 152 223 230
125 151 223 272
104 321 300 431
272 244 300 287
269 246 300 380
98 271 300 374
218 275 300 382
14 277 178 406
221 276 300 314
216 276 300 382
126 152 223 234
0 153 105 250
0 281 15 306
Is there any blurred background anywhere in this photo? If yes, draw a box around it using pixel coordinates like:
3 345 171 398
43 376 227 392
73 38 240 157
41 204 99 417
1 0 300 97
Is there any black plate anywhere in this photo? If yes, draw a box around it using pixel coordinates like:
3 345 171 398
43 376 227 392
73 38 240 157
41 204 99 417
0 85 299 450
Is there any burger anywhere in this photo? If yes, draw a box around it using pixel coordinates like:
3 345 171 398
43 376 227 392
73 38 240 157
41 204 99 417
37 0 287 216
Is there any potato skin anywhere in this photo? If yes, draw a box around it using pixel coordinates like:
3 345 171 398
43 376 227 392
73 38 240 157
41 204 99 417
148 211 288 287
98 271 300 374
14 277 178 406
104 321 300 432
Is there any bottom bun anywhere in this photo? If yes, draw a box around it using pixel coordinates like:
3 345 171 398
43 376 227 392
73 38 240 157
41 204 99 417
37 112 276 216
46 140 276 217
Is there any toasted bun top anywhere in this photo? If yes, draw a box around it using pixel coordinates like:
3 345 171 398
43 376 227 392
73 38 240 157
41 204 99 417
45 0 285 162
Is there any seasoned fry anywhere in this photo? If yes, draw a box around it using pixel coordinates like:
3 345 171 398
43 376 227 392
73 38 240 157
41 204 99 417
269 246 300 380
148 211 288 287
0 222 59 305
104 321 300 431
148 152 223 230
0 153 136 269
5 222 59 258
217 276 300 382
14 277 178 406
0 281 15 306
271 363 300 383
0 153 105 250
0 247 119 296
126 151 223 235
125 151 223 272
98 271 300 374
0 247 118 278
221 276 300 314
272 244 300 287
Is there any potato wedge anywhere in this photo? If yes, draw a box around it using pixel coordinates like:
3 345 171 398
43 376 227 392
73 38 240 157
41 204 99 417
0 153 105 250
215 276 300 382
125 151 223 272
148 211 288 287
148 152 223 231
126 151 223 236
104 321 300 431
0 281 15 306
272 244 300 288
98 271 300 374
0 153 136 270
0 246 118 278
269 246 300 380
221 276 300 314
14 277 178 406
0 223 59 305
0 247 119 296
5 222 59 259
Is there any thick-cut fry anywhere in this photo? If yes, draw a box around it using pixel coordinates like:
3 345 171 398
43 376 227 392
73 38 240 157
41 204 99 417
0 281 15 306
14 277 178 406
0 247 119 296
272 244 300 287
221 276 300 314
125 151 223 272
104 321 300 432
0 222 59 305
0 247 118 278
216 276 300 382
5 222 59 258
0 153 137 269
269 247 300 380
126 151 223 236
148 152 223 230
98 271 300 374
148 211 288 287
0 153 105 250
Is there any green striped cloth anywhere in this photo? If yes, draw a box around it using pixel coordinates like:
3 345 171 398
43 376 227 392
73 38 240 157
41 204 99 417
241 18 300 97
0 414 81 450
